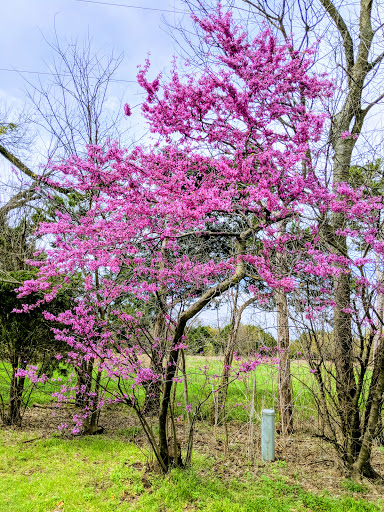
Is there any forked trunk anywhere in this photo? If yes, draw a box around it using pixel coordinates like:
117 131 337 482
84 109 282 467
331 135 361 465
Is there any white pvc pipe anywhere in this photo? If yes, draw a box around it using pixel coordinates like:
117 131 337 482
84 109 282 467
261 408 275 461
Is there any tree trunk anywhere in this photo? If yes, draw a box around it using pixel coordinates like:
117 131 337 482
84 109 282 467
7 367 25 426
331 130 363 463
82 367 102 434
214 293 258 426
214 288 239 426
334 268 361 463
372 253 384 357
275 220 293 435
215 330 236 426
369 254 384 446
352 340 384 480
75 362 88 408
157 239 247 470
143 309 166 416
75 360 102 434
330 112 364 463
158 321 186 469
276 287 293 435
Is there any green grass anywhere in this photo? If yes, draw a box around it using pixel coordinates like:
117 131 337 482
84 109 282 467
0 430 381 512
342 479 369 494
173 357 316 423
0 357 317 427
0 432 145 512
131 469 381 512
0 357 382 511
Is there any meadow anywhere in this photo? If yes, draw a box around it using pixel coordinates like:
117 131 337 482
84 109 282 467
1 357 384 511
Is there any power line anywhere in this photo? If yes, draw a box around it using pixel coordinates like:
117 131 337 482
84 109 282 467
73 0 189 14
1 2 256 83
72 0 253 15
0 67 136 84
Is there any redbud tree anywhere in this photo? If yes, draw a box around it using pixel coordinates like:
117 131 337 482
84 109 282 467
17 8 381 472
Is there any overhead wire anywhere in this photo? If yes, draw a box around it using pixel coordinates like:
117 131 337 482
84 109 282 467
0 1 256 84
72 0 254 15
0 67 136 84
73 0 189 14
0 1 195 82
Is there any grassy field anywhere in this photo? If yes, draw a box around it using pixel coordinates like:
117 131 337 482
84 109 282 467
1 357 383 511
1 429 383 512
0 356 317 425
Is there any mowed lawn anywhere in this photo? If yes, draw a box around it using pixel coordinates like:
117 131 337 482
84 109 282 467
1 430 382 512
1 357 382 511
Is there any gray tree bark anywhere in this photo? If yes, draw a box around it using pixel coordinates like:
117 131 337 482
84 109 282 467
276 287 293 435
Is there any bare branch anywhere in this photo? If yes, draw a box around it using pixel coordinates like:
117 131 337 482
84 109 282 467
0 185 37 219
368 50 384 71
362 91 384 116
318 0 355 74
0 143 40 182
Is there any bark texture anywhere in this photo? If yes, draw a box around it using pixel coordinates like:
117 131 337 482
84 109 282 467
276 287 293 435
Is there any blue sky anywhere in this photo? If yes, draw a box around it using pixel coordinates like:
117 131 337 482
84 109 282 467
1 0 183 83
3 0 382 332
0 0 254 327
1 1 189 140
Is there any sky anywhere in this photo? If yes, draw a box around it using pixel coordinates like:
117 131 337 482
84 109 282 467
2 0 383 333
0 1 248 136
2 0 383 157
0 0 261 328
0 0 189 140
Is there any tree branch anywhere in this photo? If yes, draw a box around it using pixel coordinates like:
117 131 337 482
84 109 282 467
0 185 37 218
362 92 384 116
368 50 384 72
0 143 39 181
0 143 71 195
318 0 355 74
